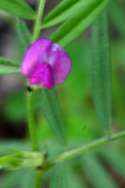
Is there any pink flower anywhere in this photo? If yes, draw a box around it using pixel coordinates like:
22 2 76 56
21 38 71 89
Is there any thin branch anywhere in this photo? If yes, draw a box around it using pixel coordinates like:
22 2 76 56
0 130 125 171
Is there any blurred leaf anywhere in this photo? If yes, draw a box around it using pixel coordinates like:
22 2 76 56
0 170 24 188
5 91 26 123
44 0 99 28
51 0 108 47
102 149 125 177
49 165 69 188
16 20 31 50
0 58 19 74
109 0 125 40
49 163 86 188
0 141 29 154
15 20 31 64
20 170 35 188
82 155 117 188
91 11 112 130
41 89 66 144
0 0 36 20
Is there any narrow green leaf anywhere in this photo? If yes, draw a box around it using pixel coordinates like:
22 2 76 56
43 0 97 28
102 149 125 177
0 140 28 154
15 20 31 63
41 89 66 144
16 20 31 50
49 165 69 188
49 164 86 188
44 0 76 28
21 170 35 188
91 11 112 130
0 58 20 75
82 155 117 188
51 0 108 47
0 0 36 20
0 171 24 188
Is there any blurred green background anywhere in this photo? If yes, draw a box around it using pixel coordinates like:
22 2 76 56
0 0 125 187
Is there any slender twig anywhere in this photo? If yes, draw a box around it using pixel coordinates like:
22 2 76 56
0 130 125 170
49 129 125 165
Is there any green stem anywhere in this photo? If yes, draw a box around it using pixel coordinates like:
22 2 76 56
35 170 44 188
51 130 125 165
27 0 46 151
1 130 125 170
27 0 46 187
26 90 39 151
32 0 46 42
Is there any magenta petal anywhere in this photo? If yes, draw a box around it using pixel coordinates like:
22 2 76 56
21 38 72 89
48 43 71 84
28 63 54 89
21 38 52 76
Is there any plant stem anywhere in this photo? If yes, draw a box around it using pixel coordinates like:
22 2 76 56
51 130 125 165
26 90 39 151
26 0 46 187
0 130 125 170
32 0 46 42
35 170 44 188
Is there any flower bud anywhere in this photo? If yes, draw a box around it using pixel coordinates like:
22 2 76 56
21 38 71 89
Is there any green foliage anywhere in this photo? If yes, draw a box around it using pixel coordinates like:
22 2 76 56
16 20 31 50
91 11 112 130
0 0 36 19
41 90 66 144
0 141 28 154
49 164 85 188
1 0 125 187
0 151 45 170
82 155 117 188
102 149 125 177
109 0 125 40
51 0 108 47
20 170 35 188
0 58 19 74
4 92 26 123
44 0 100 28
0 171 24 188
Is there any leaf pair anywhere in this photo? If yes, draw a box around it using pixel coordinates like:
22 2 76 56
44 0 94 28
44 0 108 46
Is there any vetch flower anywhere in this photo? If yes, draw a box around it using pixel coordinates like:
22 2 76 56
21 38 71 89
